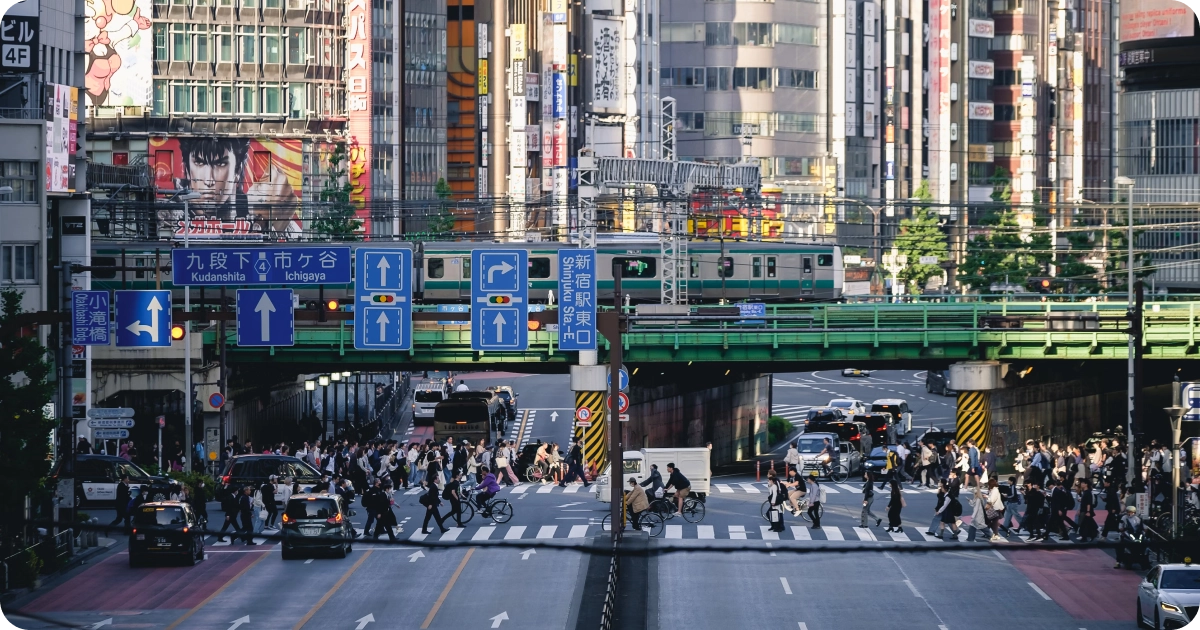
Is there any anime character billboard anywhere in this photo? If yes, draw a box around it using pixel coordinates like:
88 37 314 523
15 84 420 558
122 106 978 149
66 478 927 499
84 0 153 107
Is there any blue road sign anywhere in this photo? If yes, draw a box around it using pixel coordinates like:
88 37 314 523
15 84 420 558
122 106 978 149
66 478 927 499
354 248 412 350
607 366 629 392
72 290 111 346
557 249 596 350
172 247 351 286
236 289 294 347
115 290 171 347
472 249 528 351
437 304 469 325
737 302 766 325
1184 382 1200 422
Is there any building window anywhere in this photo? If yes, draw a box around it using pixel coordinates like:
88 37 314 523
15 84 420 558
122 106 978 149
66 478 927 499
241 26 257 64
288 83 305 117
1 244 36 283
217 84 233 113
265 0 281 7
679 111 704 131
0 161 37 203
171 24 191 61
239 86 256 113
777 68 817 88
705 22 731 45
661 67 704 87
661 22 703 42
287 27 306 64
261 85 282 114
994 104 1016 121
777 157 820 176
993 69 1017 86
171 83 191 112
968 120 991 142
732 23 772 46
705 66 730 91
194 25 210 62
775 24 817 45
194 84 212 112
154 24 167 61
777 113 819 133
969 36 991 58
153 80 167 115
968 79 990 101
217 26 233 62
733 67 772 90
263 27 281 64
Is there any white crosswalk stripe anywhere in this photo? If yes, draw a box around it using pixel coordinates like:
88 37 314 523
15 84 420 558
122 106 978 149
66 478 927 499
697 525 715 539
472 526 496 541
666 525 683 539
790 526 811 540
504 526 526 539
737 483 761 494
823 527 844 540
729 525 747 540
852 527 876 541
563 484 582 493
536 525 557 539
536 484 554 493
716 484 734 493
568 525 589 538
760 526 780 540
441 528 464 541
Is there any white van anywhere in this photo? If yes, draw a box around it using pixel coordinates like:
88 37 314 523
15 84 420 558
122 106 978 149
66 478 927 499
595 447 711 503
412 381 449 424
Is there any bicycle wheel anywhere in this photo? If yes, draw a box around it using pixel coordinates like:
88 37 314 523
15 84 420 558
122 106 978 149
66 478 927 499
525 466 540 483
760 500 771 521
831 466 848 483
799 501 812 523
682 498 705 523
489 500 514 524
601 514 613 532
458 501 476 524
650 499 673 519
642 512 665 537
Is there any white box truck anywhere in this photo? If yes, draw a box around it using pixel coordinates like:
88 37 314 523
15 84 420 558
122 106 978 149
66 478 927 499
594 447 711 503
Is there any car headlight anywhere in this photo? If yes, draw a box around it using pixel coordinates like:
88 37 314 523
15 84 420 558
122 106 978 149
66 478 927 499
1161 602 1182 614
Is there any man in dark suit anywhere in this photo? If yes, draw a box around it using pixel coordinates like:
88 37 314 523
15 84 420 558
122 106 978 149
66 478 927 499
110 475 132 528
559 440 591 487
238 486 257 545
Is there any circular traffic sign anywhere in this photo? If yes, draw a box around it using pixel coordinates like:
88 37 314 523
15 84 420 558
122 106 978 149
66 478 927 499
575 407 592 422
209 392 225 409
607 392 630 414
607 365 630 392
156 415 166 428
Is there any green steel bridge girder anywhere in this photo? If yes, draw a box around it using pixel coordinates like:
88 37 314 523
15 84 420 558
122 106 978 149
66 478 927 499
201 301 1200 367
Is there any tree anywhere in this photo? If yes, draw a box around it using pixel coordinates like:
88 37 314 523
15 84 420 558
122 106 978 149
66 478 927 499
311 143 364 240
956 168 1051 291
427 178 456 236
0 289 56 540
894 180 948 291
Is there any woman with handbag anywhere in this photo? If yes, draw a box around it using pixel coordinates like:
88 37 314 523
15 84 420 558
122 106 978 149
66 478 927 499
935 474 962 541
985 477 1005 541
926 480 947 536
1076 479 1099 542
766 473 786 532
805 471 823 529
885 479 905 532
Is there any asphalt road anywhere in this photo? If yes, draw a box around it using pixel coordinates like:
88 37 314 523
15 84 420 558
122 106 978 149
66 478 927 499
3 370 1148 630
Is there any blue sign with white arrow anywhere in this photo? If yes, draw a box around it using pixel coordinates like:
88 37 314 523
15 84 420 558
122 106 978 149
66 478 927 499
236 289 294 347
472 249 528 351
354 248 412 350
172 247 351 286
115 290 171 347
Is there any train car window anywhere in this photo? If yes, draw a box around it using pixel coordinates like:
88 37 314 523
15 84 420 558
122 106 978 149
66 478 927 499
463 257 471 278
689 258 699 278
93 257 117 279
615 257 656 278
529 257 551 278
717 256 734 278
803 257 812 274
767 257 777 278
817 254 833 266
752 257 762 278
427 258 445 278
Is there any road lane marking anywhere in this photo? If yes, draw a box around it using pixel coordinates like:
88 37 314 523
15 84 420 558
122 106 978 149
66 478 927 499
766 542 776 557
780 577 793 595
823 527 844 540
563 484 582 493
440 528 464 541
737 483 761 494
410 531 428 541
421 548 475 629
293 550 374 629
836 484 859 493
666 525 683 539
568 525 589 538
164 550 271 630
992 549 1006 561
509 485 530 494
1027 582 1052 600
760 526 780 540
729 525 747 540
536 526 557 539
820 485 840 494
790 526 811 540
697 525 715 539
853 527 876 541
903 579 921 597
304 559 313 564
504 526 527 539
884 552 950 628
716 484 734 493
472 527 496 541
536 484 554 493
888 529 912 542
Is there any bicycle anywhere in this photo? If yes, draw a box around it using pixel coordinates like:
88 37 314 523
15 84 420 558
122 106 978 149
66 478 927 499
600 492 665 537
649 491 705 523
803 459 848 483
761 495 821 522
525 459 557 483
459 488 514 524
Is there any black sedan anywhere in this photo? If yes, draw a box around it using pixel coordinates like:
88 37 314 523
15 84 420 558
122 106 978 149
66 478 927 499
129 502 205 567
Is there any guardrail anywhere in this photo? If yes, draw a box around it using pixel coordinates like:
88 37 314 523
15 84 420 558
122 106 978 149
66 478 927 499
599 538 620 630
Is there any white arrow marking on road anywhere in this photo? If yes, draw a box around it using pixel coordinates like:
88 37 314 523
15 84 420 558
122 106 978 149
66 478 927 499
376 256 391 287
408 550 424 563
490 612 509 628
492 311 507 342
556 502 584 508
376 311 391 342
254 292 276 342
126 296 164 341
89 619 113 629
227 616 250 630
520 549 536 560
550 411 558 422
487 260 514 284
354 614 375 630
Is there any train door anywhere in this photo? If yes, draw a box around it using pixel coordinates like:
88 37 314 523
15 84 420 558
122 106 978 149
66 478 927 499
751 255 779 297
459 256 472 300
801 255 814 294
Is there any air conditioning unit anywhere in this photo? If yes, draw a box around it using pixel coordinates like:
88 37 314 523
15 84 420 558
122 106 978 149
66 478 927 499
950 82 959 101
950 163 959 181
950 43 958 61
950 122 958 141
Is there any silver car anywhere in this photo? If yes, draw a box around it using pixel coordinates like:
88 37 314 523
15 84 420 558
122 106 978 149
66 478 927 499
1137 564 1200 629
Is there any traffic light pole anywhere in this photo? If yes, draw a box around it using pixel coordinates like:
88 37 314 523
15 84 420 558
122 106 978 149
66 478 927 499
597 263 625 542
183 204 193 472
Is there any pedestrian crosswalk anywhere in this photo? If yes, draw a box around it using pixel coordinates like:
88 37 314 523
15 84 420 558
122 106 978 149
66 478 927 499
407 524 593 542
390 480 956 496
771 404 812 425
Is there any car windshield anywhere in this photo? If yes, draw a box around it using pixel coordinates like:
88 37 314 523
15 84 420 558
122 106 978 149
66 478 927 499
415 391 444 403
117 462 150 481
829 400 854 408
133 506 186 526
622 459 642 474
494 391 512 401
285 499 339 520
1160 570 1200 590
796 439 829 453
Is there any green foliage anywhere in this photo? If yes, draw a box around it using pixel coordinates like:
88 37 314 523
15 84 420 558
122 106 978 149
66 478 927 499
0 290 56 531
312 143 364 241
167 470 216 502
767 415 792 444
427 178 456 235
10 548 42 586
894 180 948 291
957 168 1051 291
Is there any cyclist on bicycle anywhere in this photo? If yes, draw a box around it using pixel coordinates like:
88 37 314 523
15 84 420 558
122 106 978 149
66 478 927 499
665 463 691 517
625 477 650 530
784 466 806 517
818 438 839 478
639 463 665 500
472 465 501 513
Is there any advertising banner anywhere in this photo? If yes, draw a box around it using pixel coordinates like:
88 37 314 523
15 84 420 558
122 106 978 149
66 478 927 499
46 84 75 194
83 0 151 107
151 137 305 239
589 15 623 113
1121 0 1194 42
346 0 372 233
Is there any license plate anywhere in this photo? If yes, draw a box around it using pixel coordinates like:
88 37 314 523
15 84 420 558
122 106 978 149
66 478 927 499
136 534 145 540
301 527 322 536
155 538 168 545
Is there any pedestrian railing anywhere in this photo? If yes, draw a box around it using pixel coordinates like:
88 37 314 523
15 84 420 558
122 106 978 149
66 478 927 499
599 539 620 630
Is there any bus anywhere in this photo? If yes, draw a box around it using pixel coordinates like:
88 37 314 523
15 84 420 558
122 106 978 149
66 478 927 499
433 399 503 445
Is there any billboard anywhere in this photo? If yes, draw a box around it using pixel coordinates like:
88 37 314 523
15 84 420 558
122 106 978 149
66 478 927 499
83 0 152 107
46 84 76 194
1121 0 1195 42
150 137 304 239
346 0 372 232
589 15 623 113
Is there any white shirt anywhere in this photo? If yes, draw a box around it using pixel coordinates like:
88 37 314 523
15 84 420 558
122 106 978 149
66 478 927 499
455 383 469 392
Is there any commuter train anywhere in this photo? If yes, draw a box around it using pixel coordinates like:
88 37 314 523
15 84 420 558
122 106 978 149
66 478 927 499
90 238 843 303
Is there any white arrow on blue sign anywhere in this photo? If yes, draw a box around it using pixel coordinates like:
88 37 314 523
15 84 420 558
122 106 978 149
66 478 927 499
93 429 131 440
115 290 171 347
236 289 295 347
471 249 528 351
607 366 629 392
87 418 135 429
354 248 412 350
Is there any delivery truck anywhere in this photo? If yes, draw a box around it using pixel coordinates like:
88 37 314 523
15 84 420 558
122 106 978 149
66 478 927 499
594 447 711 503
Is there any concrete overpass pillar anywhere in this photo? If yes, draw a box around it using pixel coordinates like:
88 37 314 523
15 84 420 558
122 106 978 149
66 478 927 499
949 361 1003 450
571 356 609 476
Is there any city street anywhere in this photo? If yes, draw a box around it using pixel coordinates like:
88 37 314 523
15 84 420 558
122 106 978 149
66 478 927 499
2 371 1147 629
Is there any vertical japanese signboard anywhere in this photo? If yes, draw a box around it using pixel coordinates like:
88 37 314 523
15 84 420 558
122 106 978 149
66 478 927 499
558 249 597 350
589 16 623 114
346 0 372 232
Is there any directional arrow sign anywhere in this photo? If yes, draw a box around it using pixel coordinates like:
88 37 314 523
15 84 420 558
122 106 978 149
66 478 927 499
490 612 509 628
471 249 527 351
354 248 412 351
236 289 294 347
487 259 514 284
520 549 536 560
376 255 391 287
408 550 424 563
228 616 250 630
87 407 135 419
92 429 131 440
115 291 171 347
89 619 113 629
87 418 135 429
492 310 507 340
354 614 375 630
550 411 559 422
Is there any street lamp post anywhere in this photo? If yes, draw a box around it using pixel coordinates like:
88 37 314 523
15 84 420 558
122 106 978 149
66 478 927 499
319 374 331 439
179 191 202 470
1116 176 1137 486
1163 402 1185 541
881 248 909 303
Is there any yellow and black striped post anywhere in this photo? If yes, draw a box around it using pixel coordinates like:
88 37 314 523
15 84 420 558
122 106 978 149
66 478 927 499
574 391 608 476
955 391 992 449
